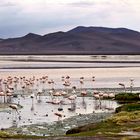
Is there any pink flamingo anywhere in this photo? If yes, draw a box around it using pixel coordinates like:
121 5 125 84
130 78 134 93
119 83 126 93
68 94 77 111
54 112 63 121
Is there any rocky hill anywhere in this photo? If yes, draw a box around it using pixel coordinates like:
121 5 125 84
0 26 140 54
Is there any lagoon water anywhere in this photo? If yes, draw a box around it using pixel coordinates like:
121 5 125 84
0 55 140 88
0 96 118 129
0 55 139 130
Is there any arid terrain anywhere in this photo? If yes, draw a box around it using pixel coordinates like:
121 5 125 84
0 26 140 54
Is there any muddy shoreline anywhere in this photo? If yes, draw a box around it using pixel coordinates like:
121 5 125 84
5 112 113 136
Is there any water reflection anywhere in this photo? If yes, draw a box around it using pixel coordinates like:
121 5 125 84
0 95 118 129
0 55 138 129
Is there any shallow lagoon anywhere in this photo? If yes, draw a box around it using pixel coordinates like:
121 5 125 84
0 95 118 129
0 55 140 135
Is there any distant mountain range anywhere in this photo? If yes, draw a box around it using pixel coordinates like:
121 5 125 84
0 26 140 55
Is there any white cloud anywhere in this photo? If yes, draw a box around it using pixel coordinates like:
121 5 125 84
0 0 140 38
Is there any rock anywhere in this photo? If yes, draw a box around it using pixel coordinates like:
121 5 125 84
1 128 5 131
17 130 22 134
58 108 63 111
66 127 80 135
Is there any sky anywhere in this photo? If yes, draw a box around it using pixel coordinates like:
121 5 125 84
0 0 140 38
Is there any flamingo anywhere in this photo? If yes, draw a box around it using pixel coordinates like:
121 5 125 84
54 112 63 121
81 90 87 97
108 93 115 99
9 104 20 117
68 94 77 101
30 93 35 99
48 79 55 89
61 76 65 82
53 91 61 96
30 93 35 111
63 81 71 94
3 80 7 94
61 91 67 96
3 83 14 103
0 79 3 92
6 90 13 103
47 89 60 104
99 92 103 96
0 91 5 103
79 77 84 91
36 88 43 101
130 78 134 93
81 90 87 104
93 90 100 99
13 77 18 92
67 94 77 111
93 94 100 99
55 92 64 111
103 93 109 99
66 75 70 80
9 104 19 112
52 99 61 104
93 91 102 109
53 91 62 104
119 83 126 93
92 76 95 81
92 76 95 90
60 91 68 105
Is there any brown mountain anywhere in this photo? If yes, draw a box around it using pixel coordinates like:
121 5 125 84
0 26 140 55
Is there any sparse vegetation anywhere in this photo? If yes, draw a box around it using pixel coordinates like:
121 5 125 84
115 93 139 103
115 103 140 113
0 131 12 138
66 101 140 140
66 111 140 139
0 131 49 139
108 111 140 125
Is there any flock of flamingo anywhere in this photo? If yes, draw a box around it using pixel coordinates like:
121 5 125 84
0 75 116 120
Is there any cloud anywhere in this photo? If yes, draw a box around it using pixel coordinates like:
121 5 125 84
0 1 17 7
68 1 95 7
0 2 15 7
0 0 140 38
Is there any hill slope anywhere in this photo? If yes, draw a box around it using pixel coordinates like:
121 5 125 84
0 26 140 54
